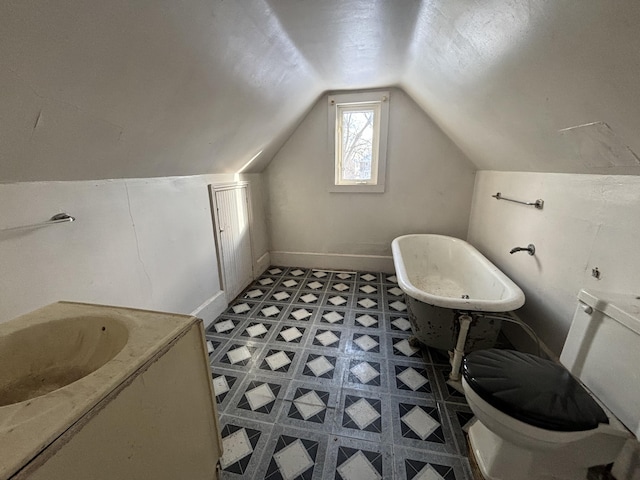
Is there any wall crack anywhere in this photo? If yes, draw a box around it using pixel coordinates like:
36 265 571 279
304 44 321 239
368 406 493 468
125 183 153 297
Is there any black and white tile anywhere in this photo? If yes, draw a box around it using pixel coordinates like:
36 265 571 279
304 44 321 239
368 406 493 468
390 363 435 398
394 446 471 480
388 315 412 333
286 387 331 424
224 299 260 317
311 328 342 349
335 389 391 442
310 269 331 279
261 426 328 480
357 272 381 283
277 381 338 433
218 342 261 371
278 277 302 290
333 271 356 282
346 359 384 389
257 303 287 321
324 435 394 480
400 403 445 443
357 283 379 295
242 287 270 301
284 267 309 278
385 285 405 298
240 321 274 340
323 293 353 309
387 298 408 313
303 279 327 292
329 281 355 294
283 305 317 322
391 397 457 454
205 338 224 359
227 375 291 423
294 291 322 305
347 333 381 354
220 423 262 476
267 267 286 276
354 295 380 310
443 402 476 455
237 380 282 415
335 446 383 480
269 289 295 303
318 308 347 325
351 311 381 329
208 316 246 336
341 394 382 433
208 266 475 480
259 348 299 374
391 336 423 360
433 365 468 404
257 275 280 288
218 417 273 479
212 371 239 410
404 459 458 480
383 274 398 285
301 352 338 381
274 325 307 344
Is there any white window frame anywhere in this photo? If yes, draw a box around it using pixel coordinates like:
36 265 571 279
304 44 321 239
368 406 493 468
328 91 389 193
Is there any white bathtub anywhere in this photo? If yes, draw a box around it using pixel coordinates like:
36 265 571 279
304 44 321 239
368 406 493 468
391 234 525 350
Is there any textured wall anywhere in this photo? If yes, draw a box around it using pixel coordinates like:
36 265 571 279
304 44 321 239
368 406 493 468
468 171 640 354
3 1 639 182
0 0 321 181
0 173 272 323
403 1 640 175
265 88 476 267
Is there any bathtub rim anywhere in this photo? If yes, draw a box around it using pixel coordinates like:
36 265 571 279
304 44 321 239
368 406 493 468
391 234 525 312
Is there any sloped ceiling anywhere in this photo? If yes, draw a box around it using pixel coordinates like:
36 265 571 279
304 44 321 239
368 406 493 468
2 0 640 182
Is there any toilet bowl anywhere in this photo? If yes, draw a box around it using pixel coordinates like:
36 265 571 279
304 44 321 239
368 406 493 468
462 363 629 480
461 290 640 480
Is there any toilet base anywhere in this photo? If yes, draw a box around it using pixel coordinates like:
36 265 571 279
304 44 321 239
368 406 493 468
468 420 590 480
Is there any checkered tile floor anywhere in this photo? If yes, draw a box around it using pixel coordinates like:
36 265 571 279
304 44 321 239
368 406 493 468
207 267 474 480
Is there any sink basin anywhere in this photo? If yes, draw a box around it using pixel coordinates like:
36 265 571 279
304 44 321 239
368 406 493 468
0 316 128 406
0 301 197 480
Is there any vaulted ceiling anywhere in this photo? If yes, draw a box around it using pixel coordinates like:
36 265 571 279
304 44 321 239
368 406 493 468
2 0 640 182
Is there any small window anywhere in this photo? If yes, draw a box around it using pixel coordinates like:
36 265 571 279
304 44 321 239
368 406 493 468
328 91 389 193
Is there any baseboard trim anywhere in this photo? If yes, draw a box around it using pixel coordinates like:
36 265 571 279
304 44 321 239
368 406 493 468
190 290 227 329
270 251 395 274
255 251 270 278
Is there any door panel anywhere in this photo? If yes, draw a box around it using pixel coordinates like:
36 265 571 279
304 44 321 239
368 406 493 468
214 186 253 301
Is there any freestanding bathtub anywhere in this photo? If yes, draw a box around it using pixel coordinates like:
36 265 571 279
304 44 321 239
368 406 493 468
391 234 525 352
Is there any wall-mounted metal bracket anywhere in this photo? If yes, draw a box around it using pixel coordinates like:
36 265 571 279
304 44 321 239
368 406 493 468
492 192 544 209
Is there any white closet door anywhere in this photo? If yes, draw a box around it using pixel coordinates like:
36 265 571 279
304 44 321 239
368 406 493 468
214 186 253 301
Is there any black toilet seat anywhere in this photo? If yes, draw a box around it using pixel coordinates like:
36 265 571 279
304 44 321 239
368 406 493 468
462 349 609 432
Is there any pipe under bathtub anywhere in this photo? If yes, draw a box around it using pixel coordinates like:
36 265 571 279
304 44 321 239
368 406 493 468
448 314 472 382
446 310 546 393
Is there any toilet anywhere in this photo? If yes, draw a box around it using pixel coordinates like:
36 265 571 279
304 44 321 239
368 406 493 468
461 290 639 480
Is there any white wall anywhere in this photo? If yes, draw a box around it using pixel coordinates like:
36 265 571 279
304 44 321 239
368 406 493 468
404 1 640 175
239 173 271 274
0 173 270 325
0 0 322 181
468 171 640 355
264 87 476 272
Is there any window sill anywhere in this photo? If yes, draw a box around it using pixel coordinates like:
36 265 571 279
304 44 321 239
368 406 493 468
328 184 385 193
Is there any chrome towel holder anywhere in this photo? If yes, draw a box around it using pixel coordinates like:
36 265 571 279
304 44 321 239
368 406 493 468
0 213 76 232
492 192 544 209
